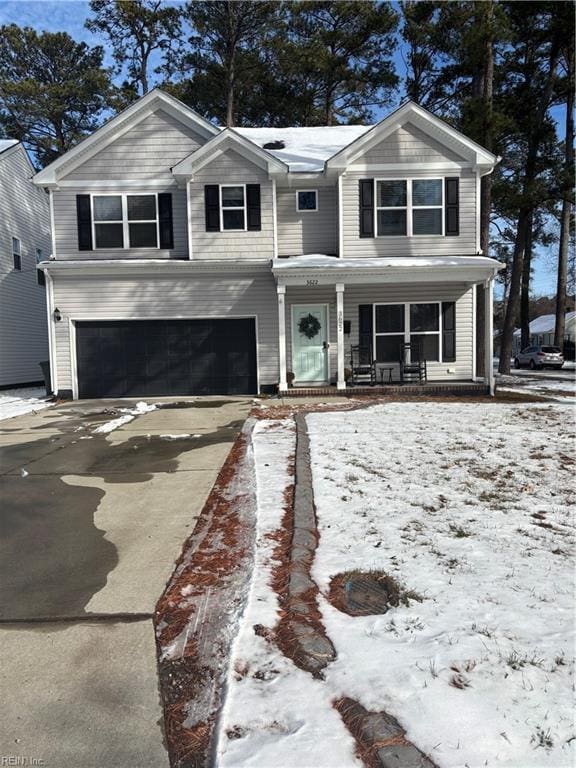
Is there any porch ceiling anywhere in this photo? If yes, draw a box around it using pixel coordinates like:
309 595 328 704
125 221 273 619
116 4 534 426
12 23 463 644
272 255 503 286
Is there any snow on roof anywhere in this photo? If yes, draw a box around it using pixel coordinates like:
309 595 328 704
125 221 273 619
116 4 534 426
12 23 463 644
0 139 19 155
235 126 372 172
513 311 576 336
272 254 502 270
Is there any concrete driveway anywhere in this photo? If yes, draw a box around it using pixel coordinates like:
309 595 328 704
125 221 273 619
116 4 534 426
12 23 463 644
0 396 251 768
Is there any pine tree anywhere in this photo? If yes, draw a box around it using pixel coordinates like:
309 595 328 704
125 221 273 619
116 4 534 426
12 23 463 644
86 0 181 100
0 25 113 166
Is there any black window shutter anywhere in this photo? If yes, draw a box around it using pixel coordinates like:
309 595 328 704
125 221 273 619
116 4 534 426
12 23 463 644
158 193 174 249
358 304 374 361
204 185 220 231
246 184 261 231
442 301 456 361
76 194 92 250
445 177 459 236
359 180 374 238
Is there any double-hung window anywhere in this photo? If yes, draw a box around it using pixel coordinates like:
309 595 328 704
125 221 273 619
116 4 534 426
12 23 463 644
92 194 159 249
220 186 246 231
12 237 21 270
374 302 442 362
375 179 443 236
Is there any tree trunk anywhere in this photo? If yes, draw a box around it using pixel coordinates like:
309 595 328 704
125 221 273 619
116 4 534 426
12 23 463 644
520 209 534 349
554 45 574 348
479 0 494 256
498 36 560 374
499 209 530 372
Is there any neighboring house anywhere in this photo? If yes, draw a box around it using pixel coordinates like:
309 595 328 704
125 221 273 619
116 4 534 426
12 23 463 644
512 312 576 356
0 140 50 388
33 89 502 399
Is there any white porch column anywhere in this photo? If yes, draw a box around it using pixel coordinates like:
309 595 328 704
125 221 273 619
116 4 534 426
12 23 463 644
277 284 288 391
484 276 494 395
336 283 346 390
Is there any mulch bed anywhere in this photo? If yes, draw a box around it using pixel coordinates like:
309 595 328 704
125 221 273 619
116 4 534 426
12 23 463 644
154 425 257 768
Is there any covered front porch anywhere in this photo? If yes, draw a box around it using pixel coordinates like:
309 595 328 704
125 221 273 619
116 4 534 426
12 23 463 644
273 255 501 396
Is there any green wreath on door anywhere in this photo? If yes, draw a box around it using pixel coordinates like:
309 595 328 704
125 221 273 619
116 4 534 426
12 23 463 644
298 313 321 339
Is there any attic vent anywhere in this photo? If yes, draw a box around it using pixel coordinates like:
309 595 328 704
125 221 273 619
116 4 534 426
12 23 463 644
263 140 285 150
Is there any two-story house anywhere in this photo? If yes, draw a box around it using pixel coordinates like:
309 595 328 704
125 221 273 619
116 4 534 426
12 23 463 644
33 89 501 399
1 140 50 388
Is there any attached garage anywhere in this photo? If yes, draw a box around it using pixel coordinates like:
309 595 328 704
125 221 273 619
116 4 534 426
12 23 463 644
75 318 258 398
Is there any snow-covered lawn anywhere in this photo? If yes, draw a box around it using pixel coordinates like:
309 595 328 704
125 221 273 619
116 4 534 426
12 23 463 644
497 373 576 399
218 401 575 768
0 387 52 421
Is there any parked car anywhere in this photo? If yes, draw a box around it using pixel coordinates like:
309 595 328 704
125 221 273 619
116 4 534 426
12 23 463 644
514 345 564 370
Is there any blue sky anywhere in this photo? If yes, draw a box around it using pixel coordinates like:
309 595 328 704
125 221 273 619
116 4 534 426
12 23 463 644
0 0 561 296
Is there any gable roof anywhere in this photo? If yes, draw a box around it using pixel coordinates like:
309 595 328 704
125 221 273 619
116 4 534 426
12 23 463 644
326 101 499 172
234 126 371 172
172 127 288 178
33 89 220 187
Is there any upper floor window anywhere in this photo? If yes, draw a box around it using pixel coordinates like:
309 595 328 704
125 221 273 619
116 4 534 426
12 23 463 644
376 179 443 237
36 248 45 286
220 185 246 231
296 190 318 212
12 237 21 270
92 194 159 249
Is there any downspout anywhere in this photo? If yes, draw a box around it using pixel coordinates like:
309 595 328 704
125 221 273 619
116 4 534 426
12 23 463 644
44 269 58 396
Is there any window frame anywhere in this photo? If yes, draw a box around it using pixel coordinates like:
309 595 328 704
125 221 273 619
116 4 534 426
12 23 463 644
90 192 160 250
373 301 443 363
296 189 318 213
374 178 445 238
12 237 21 270
219 183 247 232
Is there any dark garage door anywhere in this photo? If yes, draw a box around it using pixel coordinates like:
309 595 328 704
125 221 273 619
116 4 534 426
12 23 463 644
76 319 257 398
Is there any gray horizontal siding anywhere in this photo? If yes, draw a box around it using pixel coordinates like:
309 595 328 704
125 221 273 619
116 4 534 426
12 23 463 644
362 123 466 163
189 149 274 260
64 109 206 182
52 186 188 261
51 270 279 391
277 184 338 256
284 283 473 383
0 146 50 386
342 168 477 258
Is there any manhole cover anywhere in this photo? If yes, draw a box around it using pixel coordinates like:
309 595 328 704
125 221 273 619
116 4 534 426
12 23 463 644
328 571 423 616
345 576 391 615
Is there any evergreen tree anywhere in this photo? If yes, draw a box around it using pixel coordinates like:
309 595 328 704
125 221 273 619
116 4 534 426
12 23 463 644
0 25 113 166
278 1 399 125
86 0 181 100
165 1 281 127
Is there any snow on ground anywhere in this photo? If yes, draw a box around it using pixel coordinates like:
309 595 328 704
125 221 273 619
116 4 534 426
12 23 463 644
93 401 156 433
0 387 52 422
217 419 362 768
218 401 574 768
497 373 576 399
308 401 575 767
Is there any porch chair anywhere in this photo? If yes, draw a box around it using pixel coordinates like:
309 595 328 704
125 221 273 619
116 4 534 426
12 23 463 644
399 341 427 384
350 343 376 386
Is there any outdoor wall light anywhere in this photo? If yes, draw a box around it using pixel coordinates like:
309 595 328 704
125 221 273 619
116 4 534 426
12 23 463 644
53 308 62 322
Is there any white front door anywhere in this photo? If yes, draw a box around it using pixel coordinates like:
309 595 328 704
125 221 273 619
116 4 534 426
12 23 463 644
292 304 328 383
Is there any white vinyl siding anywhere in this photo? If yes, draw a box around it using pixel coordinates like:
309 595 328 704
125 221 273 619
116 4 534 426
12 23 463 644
277 184 338 256
361 123 466 164
52 186 188 260
0 145 50 386
189 149 274 260
50 270 279 392
63 109 207 183
284 283 474 383
342 168 477 257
